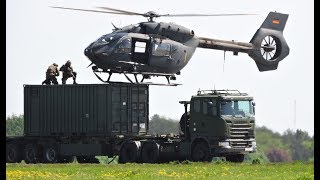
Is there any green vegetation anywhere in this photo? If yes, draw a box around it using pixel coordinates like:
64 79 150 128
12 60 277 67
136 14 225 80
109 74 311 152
149 114 180 135
6 114 24 136
6 162 314 179
6 113 314 162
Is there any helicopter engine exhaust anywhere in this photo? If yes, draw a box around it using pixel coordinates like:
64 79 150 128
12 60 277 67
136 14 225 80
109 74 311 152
248 11 289 71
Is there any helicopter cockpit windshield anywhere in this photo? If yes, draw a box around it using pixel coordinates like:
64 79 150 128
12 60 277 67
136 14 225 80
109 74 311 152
89 33 128 56
97 33 122 44
114 37 131 53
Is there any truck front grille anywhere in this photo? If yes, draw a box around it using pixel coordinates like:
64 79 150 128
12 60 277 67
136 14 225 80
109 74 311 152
226 121 253 148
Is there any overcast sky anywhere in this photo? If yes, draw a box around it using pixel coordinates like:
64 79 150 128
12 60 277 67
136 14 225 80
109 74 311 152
7 0 314 135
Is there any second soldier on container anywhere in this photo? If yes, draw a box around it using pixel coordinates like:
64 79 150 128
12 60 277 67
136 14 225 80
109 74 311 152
60 60 77 84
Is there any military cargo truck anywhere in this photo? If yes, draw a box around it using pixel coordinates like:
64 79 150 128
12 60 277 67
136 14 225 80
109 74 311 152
6 84 256 164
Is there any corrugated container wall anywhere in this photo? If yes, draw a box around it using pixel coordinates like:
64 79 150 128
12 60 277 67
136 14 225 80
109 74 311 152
24 83 149 137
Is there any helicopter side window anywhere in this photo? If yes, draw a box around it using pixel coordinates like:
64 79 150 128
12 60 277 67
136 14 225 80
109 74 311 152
153 43 171 56
115 38 131 53
134 42 147 53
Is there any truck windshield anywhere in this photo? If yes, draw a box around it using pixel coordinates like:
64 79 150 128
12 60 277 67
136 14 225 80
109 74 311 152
220 100 254 117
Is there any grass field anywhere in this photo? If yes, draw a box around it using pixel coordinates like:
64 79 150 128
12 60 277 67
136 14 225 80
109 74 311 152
6 161 313 179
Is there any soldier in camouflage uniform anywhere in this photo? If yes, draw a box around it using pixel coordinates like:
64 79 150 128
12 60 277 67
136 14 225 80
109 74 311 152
42 63 59 85
60 60 77 84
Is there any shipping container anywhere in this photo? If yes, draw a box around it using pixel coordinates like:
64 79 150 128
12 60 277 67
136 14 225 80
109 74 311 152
24 83 149 137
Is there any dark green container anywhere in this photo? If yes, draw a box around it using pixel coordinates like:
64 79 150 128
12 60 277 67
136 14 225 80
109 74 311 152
24 83 149 137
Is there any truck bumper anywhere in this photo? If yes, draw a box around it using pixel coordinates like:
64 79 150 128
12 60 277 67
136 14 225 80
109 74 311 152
211 146 256 155
210 139 257 155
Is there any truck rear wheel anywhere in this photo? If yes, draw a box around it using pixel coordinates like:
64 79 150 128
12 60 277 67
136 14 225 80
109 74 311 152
24 144 41 164
141 142 159 163
43 145 58 163
6 144 22 163
225 154 244 163
191 142 212 162
119 142 139 164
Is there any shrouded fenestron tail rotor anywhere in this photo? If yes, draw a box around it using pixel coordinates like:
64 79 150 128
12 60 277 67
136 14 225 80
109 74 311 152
260 35 279 61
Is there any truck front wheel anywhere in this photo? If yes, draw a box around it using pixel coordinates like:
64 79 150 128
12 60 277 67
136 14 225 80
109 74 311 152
225 154 244 163
191 142 212 162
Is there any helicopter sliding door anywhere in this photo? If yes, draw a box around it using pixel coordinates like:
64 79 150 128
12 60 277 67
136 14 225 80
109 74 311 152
131 38 150 65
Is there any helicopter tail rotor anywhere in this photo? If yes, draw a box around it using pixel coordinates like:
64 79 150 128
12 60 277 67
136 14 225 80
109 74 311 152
248 12 289 71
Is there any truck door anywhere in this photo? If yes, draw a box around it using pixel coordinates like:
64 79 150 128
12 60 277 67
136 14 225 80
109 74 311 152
131 38 151 65
202 99 224 136
190 98 221 136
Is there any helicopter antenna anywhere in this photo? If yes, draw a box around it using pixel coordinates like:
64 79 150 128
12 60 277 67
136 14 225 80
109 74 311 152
111 22 119 31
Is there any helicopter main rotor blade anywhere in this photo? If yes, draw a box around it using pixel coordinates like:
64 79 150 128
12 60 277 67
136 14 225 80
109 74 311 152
96 6 144 16
161 13 257 17
50 6 139 15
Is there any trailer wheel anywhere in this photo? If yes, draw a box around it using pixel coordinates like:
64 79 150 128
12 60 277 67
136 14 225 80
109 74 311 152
87 156 100 163
141 142 159 163
58 156 75 163
191 142 212 162
76 156 99 163
43 145 58 163
226 154 244 163
6 144 22 163
76 156 88 163
119 142 139 164
24 144 41 164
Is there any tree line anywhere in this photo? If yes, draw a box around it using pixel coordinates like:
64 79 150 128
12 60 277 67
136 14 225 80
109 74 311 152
6 114 314 162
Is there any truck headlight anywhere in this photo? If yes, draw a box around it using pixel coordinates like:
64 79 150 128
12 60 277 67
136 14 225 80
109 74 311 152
252 141 257 148
218 142 230 147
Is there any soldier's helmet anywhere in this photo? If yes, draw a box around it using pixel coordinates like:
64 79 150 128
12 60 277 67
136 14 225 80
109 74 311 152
66 60 71 66
53 63 58 66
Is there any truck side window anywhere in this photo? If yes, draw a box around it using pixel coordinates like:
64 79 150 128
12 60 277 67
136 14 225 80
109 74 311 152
193 99 200 113
208 99 217 116
203 101 208 115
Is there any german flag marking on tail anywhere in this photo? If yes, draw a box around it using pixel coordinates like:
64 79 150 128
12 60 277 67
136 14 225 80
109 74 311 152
272 19 280 24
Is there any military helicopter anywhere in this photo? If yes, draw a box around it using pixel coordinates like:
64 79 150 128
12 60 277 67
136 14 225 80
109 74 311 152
50 6 289 85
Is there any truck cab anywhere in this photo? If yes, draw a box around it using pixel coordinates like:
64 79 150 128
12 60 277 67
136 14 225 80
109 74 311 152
179 90 257 162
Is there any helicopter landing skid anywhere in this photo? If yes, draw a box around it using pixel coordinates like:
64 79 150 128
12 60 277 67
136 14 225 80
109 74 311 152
93 70 181 86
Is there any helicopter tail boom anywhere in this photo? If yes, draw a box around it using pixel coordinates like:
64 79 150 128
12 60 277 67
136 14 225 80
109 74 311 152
198 11 289 71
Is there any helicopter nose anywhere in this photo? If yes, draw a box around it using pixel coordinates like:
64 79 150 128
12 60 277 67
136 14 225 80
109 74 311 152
84 48 91 57
84 47 96 62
